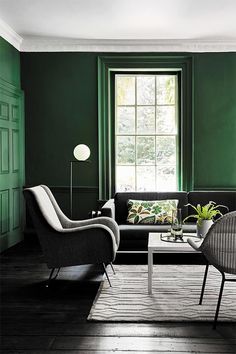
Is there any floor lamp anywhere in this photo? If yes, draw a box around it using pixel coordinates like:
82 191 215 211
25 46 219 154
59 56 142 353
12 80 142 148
70 144 90 218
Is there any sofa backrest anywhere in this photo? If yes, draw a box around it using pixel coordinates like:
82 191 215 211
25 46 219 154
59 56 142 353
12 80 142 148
114 192 188 224
187 191 236 219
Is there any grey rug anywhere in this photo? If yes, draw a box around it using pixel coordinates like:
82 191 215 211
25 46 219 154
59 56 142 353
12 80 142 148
88 265 236 322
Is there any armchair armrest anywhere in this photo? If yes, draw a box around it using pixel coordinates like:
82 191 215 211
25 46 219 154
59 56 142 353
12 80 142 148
101 199 115 219
62 217 120 247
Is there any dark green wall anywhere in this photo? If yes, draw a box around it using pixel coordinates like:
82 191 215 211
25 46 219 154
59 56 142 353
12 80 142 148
193 54 236 189
21 53 99 218
20 52 236 217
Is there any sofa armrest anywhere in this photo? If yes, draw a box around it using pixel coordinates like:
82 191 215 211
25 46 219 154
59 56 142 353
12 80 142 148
101 199 115 219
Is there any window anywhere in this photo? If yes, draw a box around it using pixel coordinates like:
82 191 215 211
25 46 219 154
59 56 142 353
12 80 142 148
115 74 178 192
98 55 193 200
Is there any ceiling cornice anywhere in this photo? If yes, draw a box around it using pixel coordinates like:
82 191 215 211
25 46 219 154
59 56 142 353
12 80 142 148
20 37 236 52
1 19 236 53
0 18 22 51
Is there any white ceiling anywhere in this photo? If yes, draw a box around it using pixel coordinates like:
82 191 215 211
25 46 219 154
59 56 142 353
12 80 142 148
0 0 236 52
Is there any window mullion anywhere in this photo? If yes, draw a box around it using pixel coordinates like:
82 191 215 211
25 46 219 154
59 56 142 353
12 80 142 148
135 76 137 191
155 75 157 191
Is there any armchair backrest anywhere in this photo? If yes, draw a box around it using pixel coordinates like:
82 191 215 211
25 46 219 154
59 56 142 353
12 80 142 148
24 186 64 265
201 211 236 275
24 186 62 231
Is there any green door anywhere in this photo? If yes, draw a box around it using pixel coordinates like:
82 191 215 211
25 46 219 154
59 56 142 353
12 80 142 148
0 79 25 252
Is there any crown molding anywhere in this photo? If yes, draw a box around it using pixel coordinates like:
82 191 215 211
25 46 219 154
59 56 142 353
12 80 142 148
1 23 236 53
0 18 22 51
20 37 236 52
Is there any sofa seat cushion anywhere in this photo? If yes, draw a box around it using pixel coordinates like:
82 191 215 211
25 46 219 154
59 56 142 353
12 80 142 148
119 223 197 241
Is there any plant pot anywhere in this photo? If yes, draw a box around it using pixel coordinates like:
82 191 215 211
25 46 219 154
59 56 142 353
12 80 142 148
197 219 213 238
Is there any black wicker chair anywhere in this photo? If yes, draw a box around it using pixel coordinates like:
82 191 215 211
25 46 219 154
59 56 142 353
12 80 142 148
188 211 236 328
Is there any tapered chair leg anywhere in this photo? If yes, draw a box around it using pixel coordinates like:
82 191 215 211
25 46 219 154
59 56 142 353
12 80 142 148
46 268 55 288
199 263 209 305
54 267 61 280
110 262 116 275
102 263 112 287
213 272 225 329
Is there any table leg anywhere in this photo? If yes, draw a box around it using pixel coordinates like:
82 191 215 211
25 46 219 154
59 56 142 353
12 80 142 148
148 249 153 294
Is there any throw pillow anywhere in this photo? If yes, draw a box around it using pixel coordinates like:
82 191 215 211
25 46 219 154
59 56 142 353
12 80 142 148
127 199 178 224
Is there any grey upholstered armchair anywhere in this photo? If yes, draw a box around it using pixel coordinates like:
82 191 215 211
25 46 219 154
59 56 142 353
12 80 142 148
23 185 120 286
188 211 236 328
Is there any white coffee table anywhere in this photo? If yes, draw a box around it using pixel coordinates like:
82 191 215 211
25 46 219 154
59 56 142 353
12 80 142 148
148 232 202 294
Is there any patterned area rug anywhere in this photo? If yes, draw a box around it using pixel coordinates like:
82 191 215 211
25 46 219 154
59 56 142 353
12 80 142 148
88 265 236 322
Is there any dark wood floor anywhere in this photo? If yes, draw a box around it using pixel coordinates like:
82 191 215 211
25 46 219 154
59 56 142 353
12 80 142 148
0 240 236 353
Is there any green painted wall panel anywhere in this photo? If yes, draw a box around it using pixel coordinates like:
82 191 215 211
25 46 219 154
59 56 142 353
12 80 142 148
0 189 9 234
193 53 236 189
12 188 20 229
0 128 9 173
0 37 21 87
20 52 236 218
0 37 24 252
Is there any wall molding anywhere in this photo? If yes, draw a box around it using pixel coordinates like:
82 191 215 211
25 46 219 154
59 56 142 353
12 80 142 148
193 187 236 191
1 22 236 53
0 18 22 51
24 185 99 193
20 37 236 53
0 16 236 53
51 185 98 193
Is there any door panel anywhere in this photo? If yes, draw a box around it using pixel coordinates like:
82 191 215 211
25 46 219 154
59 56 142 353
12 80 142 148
0 80 24 252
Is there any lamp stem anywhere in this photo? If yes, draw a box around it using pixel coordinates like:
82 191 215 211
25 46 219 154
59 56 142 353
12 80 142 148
70 161 73 218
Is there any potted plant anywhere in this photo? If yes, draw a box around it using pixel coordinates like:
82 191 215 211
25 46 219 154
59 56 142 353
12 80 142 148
183 201 228 238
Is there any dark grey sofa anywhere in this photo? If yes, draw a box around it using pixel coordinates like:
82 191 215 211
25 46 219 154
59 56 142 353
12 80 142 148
101 191 236 251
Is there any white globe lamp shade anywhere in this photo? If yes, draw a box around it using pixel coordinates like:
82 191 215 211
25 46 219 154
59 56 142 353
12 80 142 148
73 144 90 161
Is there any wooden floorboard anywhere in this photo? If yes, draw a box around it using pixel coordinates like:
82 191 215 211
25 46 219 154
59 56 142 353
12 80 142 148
0 241 235 353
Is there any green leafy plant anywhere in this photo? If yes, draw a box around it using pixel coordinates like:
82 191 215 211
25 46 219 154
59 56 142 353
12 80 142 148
183 201 228 225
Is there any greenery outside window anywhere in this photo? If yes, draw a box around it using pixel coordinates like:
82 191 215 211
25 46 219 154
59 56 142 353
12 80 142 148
115 74 178 192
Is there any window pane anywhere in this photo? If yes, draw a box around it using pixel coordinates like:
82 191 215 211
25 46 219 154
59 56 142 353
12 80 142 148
116 166 135 191
156 166 176 191
117 107 135 134
137 136 155 165
156 75 175 105
116 136 135 165
137 106 155 134
137 166 155 191
137 76 155 105
156 106 176 134
156 136 176 165
116 76 135 105
115 74 178 193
